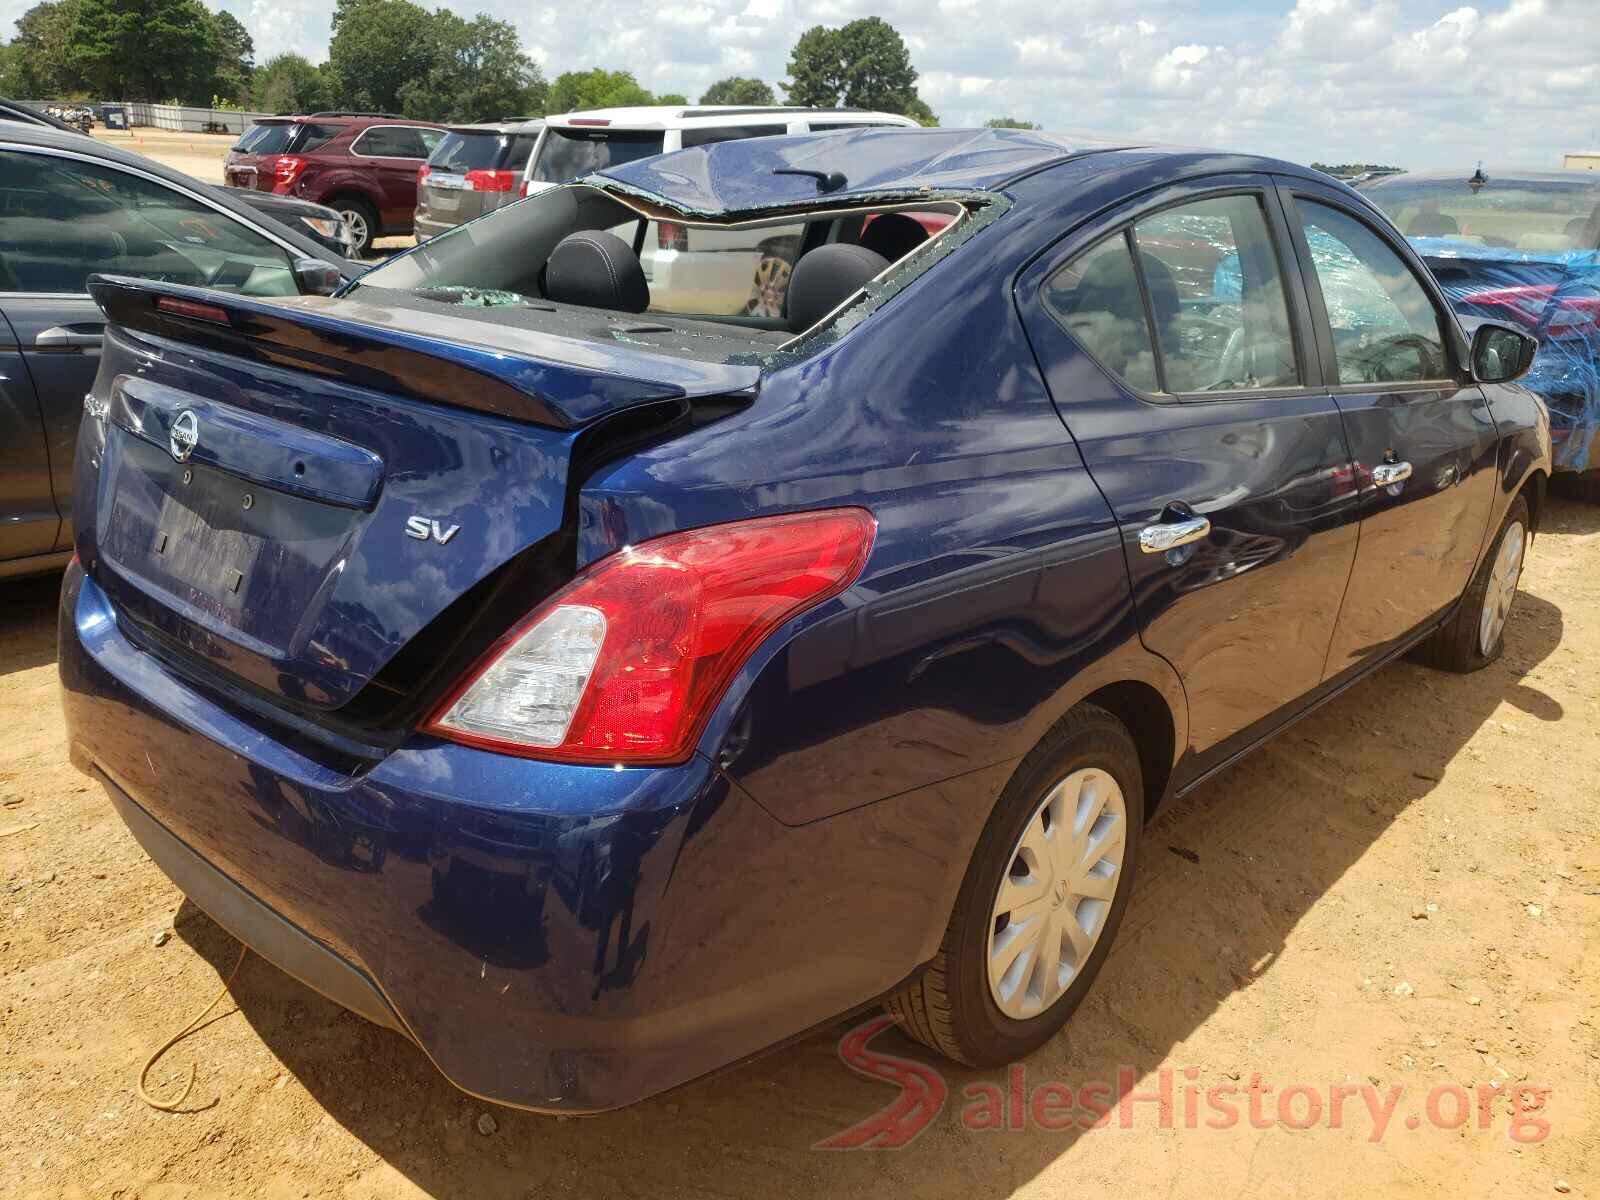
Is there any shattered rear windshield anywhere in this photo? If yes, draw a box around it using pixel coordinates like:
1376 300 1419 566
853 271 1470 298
1364 176 1600 253
349 182 973 361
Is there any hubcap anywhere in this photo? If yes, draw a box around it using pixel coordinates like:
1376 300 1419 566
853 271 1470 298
1479 520 1525 656
340 210 368 249
987 768 1128 1021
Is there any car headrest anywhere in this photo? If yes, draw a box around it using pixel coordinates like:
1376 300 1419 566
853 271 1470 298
786 243 891 331
544 230 648 313
859 213 929 262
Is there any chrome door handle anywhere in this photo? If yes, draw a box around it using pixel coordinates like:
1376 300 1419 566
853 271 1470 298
1372 460 1413 487
1139 514 1211 554
35 326 104 350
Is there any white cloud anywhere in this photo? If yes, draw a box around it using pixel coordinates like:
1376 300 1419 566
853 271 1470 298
1 0 1596 168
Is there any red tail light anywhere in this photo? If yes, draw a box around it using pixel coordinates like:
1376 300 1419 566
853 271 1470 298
272 155 306 190
417 164 431 185
1461 283 1600 331
465 169 516 193
426 509 876 764
658 220 689 251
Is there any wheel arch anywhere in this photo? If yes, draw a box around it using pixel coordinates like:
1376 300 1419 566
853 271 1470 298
1080 679 1177 823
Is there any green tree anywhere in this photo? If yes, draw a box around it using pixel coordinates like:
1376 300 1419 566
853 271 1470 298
65 0 217 101
6 1 86 96
325 0 436 113
783 18 931 119
251 52 330 114
984 117 1037 130
654 92 688 106
546 68 653 114
208 9 254 103
699 76 775 105
397 12 547 122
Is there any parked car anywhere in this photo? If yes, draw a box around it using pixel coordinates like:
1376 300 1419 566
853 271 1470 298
1360 168 1600 495
1 96 88 134
222 187 355 258
0 123 354 580
414 120 543 240
224 113 446 255
61 127 1547 1113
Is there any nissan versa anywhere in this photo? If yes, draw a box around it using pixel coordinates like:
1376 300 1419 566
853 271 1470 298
59 128 1549 1113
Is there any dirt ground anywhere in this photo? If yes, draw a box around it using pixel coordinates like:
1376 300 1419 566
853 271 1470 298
1 492 1595 1199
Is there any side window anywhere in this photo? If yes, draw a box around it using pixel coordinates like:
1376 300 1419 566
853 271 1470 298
1132 195 1300 392
417 129 443 157
680 125 785 148
0 150 296 297
503 133 539 172
356 126 431 158
1041 234 1161 392
1296 200 1450 384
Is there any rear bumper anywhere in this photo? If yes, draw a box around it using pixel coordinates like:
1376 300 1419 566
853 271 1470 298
59 566 995 1111
412 214 459 241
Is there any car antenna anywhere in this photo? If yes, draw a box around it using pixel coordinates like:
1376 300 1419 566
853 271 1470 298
1468 162 1488 192
773 167 848 194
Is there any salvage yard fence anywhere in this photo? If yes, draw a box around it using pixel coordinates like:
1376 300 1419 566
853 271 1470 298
23 100 271 135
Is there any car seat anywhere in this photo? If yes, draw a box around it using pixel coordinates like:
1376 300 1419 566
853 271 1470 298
543 230 649 312
784 243 891 331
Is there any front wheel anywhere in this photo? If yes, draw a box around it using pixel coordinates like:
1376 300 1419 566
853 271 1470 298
886 703 1143 1066
1411 494 1529 672
334 198 378 257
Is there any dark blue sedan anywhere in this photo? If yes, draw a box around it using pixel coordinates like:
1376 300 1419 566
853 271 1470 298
59 127 1549 1112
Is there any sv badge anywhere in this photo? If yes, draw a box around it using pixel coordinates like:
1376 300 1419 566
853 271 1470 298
405 516 461 545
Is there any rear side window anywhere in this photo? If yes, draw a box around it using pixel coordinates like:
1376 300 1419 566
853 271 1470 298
1296 200 1450 384
503 133 539 172
530 130 665 183
1134 195 1300 391
680 125 787 148
355 126 438 159
428 131 504 172
1042 234 1160 392
233 123 294 154
292 123 344 153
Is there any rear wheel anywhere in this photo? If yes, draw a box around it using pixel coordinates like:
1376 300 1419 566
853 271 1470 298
886 703 1142 1066
1411 494 1528 672
333 197 377 257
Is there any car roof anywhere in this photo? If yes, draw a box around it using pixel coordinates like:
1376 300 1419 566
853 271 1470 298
595 125 1335 215
0 122 346 264
540 105 918 131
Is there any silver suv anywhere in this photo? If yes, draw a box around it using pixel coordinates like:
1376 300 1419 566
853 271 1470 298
414 120 542 240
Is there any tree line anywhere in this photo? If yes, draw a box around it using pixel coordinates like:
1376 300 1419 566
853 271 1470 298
0 3 1040 130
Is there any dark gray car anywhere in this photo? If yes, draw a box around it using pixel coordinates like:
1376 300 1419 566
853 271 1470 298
414 121 542 239
0 125 354 579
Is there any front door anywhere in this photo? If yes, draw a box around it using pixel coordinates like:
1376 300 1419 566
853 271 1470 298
1018 179 1362 778
1277 183 1501 676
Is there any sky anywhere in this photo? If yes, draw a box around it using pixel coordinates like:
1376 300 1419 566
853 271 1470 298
7 0 1599 168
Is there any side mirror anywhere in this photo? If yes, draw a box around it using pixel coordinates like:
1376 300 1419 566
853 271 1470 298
1470 321 1538 384
292 257 346 297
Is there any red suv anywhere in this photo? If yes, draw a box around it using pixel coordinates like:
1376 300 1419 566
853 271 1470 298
225 113 445 255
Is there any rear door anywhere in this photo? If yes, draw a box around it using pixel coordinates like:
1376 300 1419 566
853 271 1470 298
0 306 59 562
0 145 303 547
1018 177 1362 776
1276 180 1500 676
351 125 441 230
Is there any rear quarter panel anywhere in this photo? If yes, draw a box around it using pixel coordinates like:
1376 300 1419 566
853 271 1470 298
577 184 1185 828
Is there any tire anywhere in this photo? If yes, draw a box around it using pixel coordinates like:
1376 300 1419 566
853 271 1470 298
1550 470 1600 504
332 197 378 257
1410 494 1529 673
886 703 1143 1066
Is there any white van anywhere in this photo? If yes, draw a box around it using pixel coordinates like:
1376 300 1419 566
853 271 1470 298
515 105 923 316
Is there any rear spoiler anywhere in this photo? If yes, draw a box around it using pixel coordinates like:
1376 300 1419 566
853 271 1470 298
87 275 762 430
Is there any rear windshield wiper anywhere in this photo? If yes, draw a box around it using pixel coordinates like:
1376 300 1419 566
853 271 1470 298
773 167 848 194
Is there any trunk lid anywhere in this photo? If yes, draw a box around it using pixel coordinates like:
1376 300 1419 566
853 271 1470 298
81 275 759 713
